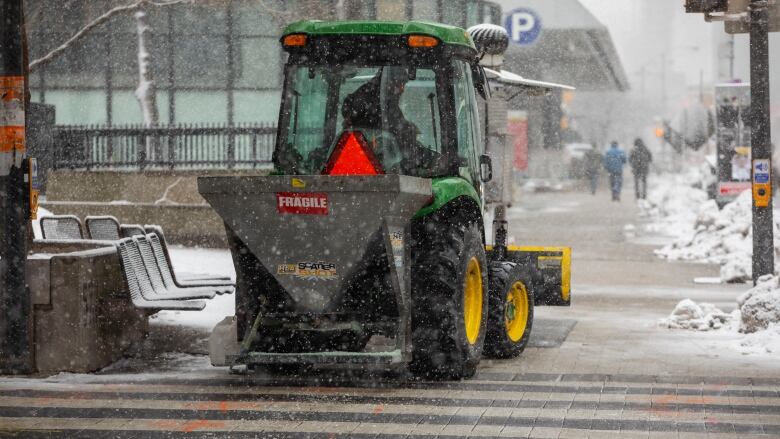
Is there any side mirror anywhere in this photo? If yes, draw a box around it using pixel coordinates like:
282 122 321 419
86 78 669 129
472 65 491 100
479 154 493 182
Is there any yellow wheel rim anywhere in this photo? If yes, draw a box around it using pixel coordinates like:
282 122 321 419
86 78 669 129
463 257 483 345
505 281 529 342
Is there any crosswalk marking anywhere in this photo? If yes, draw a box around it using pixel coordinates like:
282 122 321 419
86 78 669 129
0 373 778 437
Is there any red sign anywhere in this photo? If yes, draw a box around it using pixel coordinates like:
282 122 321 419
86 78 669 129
276 192 329 215
719 182 751 196
507 113 528 171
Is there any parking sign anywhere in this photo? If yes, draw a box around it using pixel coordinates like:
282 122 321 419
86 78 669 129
505 8 542 46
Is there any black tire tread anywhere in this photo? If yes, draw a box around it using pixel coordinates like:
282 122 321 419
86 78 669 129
410 216 487 380
484 261 535 359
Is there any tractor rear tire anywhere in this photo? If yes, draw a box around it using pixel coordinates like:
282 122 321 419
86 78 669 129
484 261 535 359
410 220 488 380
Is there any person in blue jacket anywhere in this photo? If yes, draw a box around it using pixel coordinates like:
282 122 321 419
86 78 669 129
603 141 627 201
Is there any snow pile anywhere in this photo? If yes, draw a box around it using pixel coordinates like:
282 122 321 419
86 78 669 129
658 299 735 331
654 191 780 283
639 167 709 239
660 276 780 354
737 275 780 333
737 324 780 355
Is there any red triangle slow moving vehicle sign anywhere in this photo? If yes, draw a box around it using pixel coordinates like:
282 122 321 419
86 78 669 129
323 131 384 176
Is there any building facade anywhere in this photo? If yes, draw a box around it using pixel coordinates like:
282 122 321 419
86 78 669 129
27 0 500 126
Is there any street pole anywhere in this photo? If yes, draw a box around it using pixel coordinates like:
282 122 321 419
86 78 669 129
729 34 735 80
0 0 31 373
749 0 774 283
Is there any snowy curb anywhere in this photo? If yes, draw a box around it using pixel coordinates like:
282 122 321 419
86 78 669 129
659 276 780 355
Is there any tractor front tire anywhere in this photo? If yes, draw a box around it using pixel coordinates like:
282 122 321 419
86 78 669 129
484 261 535 359
411 220 488 380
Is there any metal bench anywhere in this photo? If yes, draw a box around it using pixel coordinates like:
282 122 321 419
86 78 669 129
120 224 146 238
85 215 121 240
40 215 84 240
144 224 234 287
134 235 218 300
146 234 235 295
116 238 206 311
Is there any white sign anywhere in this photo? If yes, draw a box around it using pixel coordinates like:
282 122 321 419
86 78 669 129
754 159 771 184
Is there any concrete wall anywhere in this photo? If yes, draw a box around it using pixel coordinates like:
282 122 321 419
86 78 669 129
29 246 147 374
42 170 270 247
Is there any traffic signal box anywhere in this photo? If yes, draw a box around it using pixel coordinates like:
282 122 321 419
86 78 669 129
685 0 728 13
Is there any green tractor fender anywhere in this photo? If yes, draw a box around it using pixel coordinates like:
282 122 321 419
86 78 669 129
414 176 482 225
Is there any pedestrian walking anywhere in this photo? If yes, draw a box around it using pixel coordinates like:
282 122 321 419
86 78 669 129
584 146 602 195
603 141 626 201
629 138 653 200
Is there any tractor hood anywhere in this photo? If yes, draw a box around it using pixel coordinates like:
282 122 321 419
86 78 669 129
198 175 432 313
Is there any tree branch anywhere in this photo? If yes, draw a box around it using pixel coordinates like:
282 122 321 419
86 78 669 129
29 0 192 72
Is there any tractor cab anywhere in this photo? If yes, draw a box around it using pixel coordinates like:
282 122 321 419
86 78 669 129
274 21 490 186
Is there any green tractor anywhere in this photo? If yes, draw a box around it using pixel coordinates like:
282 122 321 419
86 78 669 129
200 20 571 379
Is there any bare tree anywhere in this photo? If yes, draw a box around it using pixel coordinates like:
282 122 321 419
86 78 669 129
134 8 159 127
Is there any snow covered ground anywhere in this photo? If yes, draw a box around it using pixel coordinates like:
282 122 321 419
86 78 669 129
149 246 236 331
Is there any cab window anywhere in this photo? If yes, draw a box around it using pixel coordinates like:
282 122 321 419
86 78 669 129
452 60 483 180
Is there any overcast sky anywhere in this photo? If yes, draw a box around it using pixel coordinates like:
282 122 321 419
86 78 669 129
578 0 718 91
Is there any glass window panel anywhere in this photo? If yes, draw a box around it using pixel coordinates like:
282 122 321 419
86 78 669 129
110 33 171 88
236 38 281 89
174 91 228 123
234 0 284 36
111 90 170 126
173 3 227 35
234 90 282 123
483 3 500 24
110 33 138 88
98 7 170 34
32 1 96 35
441 0 466 26
452 60 481 177
466 1 479 26
376 0 407 20
278 65 444 176
412 0 438 21
46 90 107 125
29 89 44 104
345 0 376 19
173 35 229 87
40 34 107 88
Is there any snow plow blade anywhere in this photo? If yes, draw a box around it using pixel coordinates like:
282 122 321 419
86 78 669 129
488 246 571 306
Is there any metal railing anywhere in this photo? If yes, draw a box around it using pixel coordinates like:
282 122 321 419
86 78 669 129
52 123 277 170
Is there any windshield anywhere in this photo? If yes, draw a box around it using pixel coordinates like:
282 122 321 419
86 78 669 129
276 64 445 176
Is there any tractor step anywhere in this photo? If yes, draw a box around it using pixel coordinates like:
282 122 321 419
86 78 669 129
231 350 404 366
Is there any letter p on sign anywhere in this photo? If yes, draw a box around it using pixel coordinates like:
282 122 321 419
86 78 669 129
505 8 542 46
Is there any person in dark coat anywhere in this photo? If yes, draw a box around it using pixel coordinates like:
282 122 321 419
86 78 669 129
629 138 653 200
583 146 602 195
603 141 627 201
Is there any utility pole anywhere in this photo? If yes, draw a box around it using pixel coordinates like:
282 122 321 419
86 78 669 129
684 0 776 283
660 53 667 110
748 0 774 282
729 34 735 79
0 0 31 373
